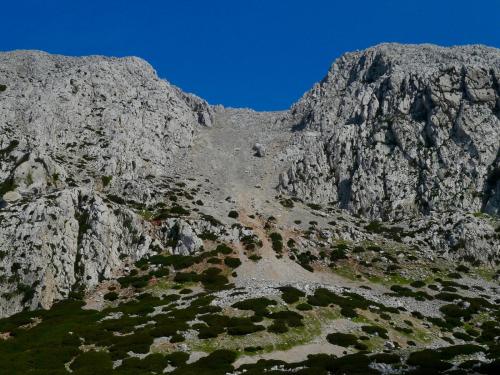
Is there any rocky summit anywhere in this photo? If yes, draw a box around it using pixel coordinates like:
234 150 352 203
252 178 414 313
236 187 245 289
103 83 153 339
0 44 499 374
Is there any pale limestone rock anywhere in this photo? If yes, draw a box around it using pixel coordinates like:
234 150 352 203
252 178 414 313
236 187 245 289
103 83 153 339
2 191 21 202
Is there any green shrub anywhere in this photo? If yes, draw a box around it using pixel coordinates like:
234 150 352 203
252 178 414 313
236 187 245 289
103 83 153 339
330 248 347 262
216 244 233 255
228 210 239 219
389 284 433 301
170 333 185 343
232 297 277 316
267 320 288 334
224 257 242 268
361 325 388 339
241 235 262 250
370 353 400 364
278 286 305 304
207 257 222 264
326 332 358 347
227 320 265 336
410 280 426 288
71 351 113 374
199 231 218 240
163 254 196 270
200 268 229 291
268 310 303 327
103 291 118 301
119 353 168 373
170 205 190 216
296 303 313 311
456 264 470 273
165 351 189 367
248 254 262 262
170 350 237 374
269 232 284 253
174 272 199 283
117 274 150 288
453 331 473 341
407 350 452 371
307 203 322 210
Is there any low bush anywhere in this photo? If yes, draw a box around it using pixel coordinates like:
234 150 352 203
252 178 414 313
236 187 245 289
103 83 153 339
232 297 277 316
103 291 118 301
71 351 113 374
278 286 305 304
326 332 358 347
224 257 242 268
296 303 313 311
228 210 239 219
361 325 388 339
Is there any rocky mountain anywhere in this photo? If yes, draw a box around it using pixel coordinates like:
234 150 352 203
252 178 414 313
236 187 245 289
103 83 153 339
281 44 500 218
0 44 499 374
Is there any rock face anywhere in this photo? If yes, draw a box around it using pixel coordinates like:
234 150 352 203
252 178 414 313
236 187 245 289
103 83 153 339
279 44 500 220
0 51 213 316
0 50 213 202
0 188 154 317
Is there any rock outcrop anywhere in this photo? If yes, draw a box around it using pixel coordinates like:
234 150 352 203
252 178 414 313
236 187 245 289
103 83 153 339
0 50 213 203
0 188 152 317
0 51 214 316
279 44 500 220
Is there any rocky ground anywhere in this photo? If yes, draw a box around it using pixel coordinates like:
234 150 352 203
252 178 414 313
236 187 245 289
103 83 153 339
0 44 499 374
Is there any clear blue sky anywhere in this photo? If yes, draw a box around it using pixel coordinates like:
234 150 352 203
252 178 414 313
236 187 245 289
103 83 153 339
1 1 499 110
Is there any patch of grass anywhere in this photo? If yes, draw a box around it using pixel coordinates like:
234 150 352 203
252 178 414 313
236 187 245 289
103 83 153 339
332 265 358 281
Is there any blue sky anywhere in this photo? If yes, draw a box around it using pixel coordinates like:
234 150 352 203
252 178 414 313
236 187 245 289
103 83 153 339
1 1 499 110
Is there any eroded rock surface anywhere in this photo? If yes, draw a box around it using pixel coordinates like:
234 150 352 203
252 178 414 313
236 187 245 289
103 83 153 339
279 44 500 220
